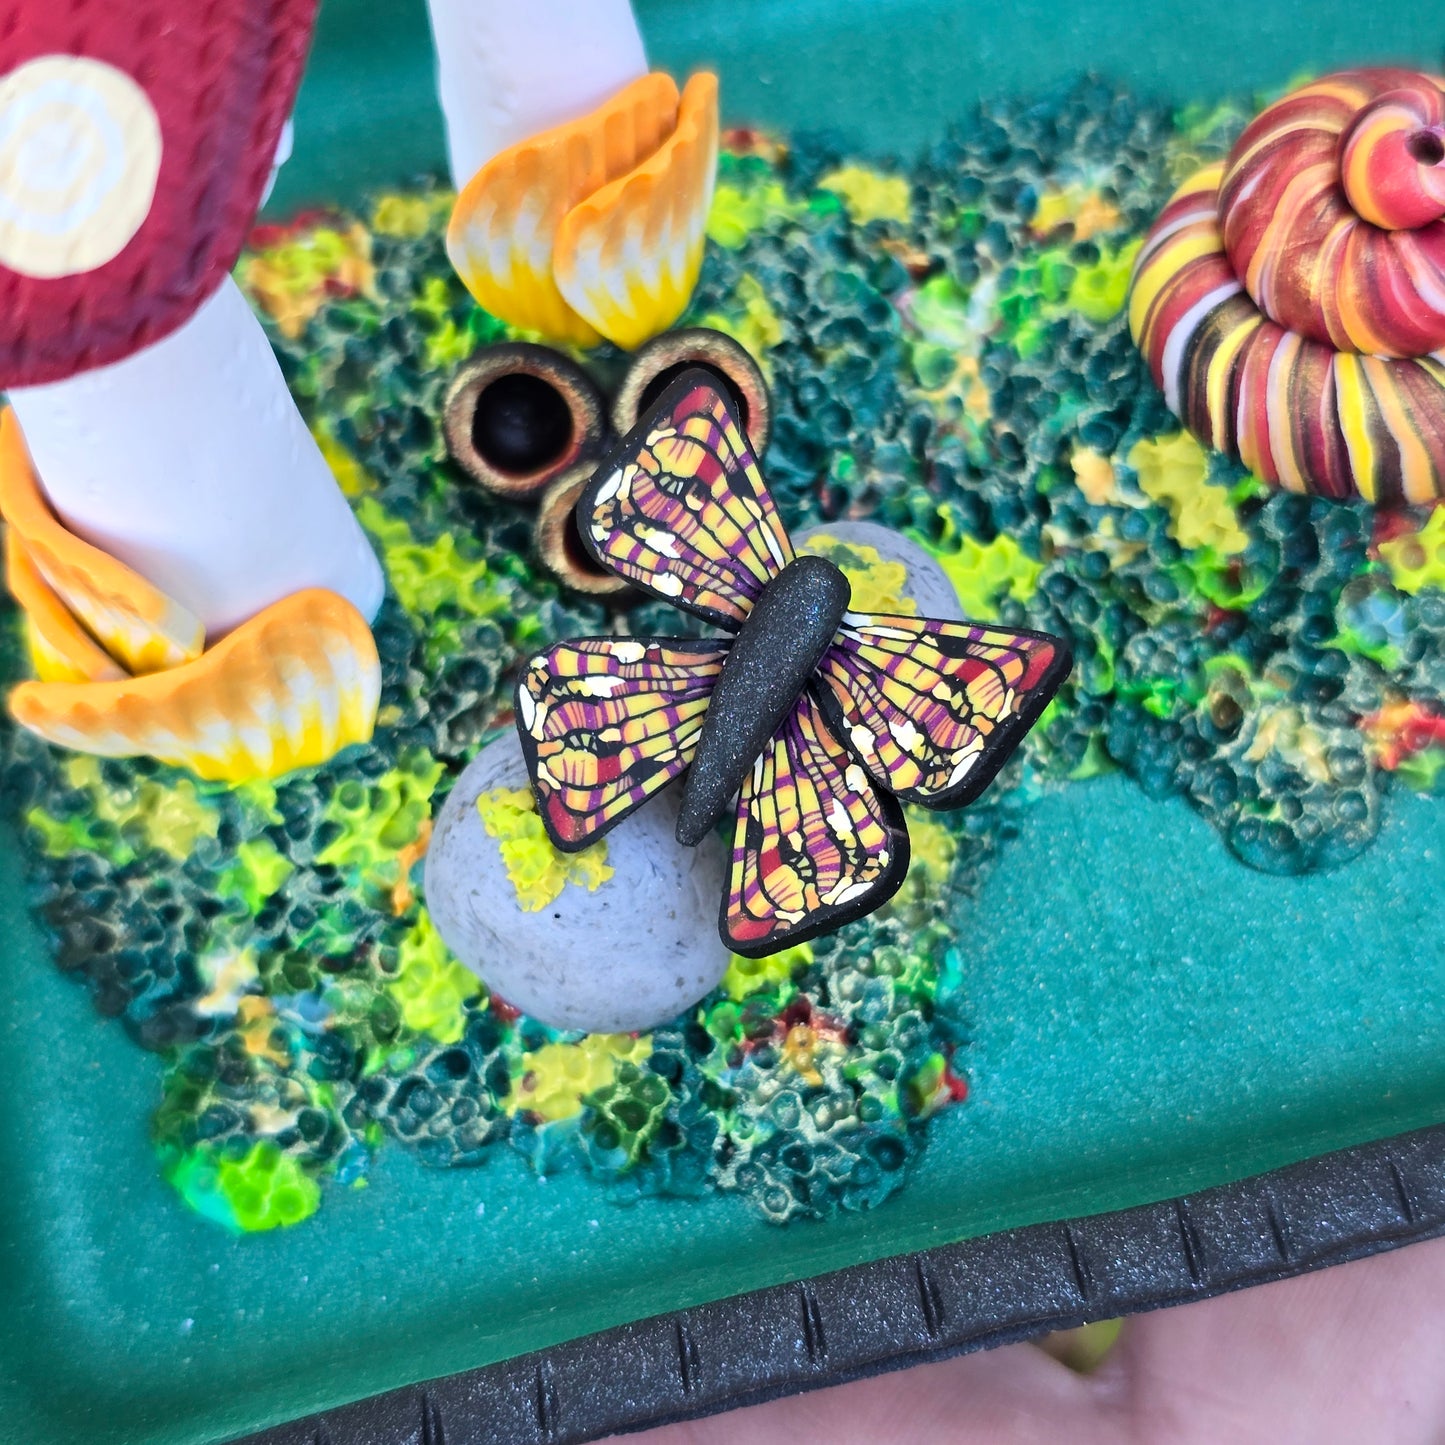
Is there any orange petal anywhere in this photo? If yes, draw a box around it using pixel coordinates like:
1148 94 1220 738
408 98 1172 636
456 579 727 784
446 71 680 346
10 588 381 783
0 409 204 674
5 530 127 683
554 73 720 350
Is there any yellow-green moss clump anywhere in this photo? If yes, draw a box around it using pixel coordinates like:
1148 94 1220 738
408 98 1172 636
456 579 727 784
217 838 293 915
477 786 613 911
312 422 376 498
1066 238 1141 322
912 504 1042 619
385 913 480 1043
27 756 220 866
706 180 806 249
370 190 454 240
508 1035 653 1121
902 809 957 887
817 165 912 225
1129 432 1248 555
166 1141 321 1233
799 534 918 615
356 500 506 622
697 274 784 375
721 942 814 1002
318 749 444 908
1379 509 1445 595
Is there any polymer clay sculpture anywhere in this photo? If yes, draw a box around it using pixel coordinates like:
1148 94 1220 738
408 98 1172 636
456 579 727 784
21 25 1445 1247
0 0 383 782
1130 68 1445 504
447 70 719 350
431 0 718 355
425 0 651 192
515 372 1071 954
443 328 770 594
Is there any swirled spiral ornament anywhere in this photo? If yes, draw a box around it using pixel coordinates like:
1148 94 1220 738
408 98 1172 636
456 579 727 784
1130 69 1445 504
0 55 161 280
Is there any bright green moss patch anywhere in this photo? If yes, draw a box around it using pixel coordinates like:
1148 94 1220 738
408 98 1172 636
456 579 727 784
217 840 294 915
1380 509 1445 595
912 508 1042 619
721 943 813 1002
386 914 481 1043
165 1143 322 1233
1130 432 1248 555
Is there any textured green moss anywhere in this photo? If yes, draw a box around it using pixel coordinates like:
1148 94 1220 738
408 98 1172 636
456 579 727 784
164 1139 323 1233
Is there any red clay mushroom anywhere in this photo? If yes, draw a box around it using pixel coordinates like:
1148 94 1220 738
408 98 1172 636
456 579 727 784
0 0 383 639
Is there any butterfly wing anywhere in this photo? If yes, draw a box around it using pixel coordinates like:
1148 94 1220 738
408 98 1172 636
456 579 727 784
579 372 793 630
814 613 1071 809
515 636 729 850
724 691 909 957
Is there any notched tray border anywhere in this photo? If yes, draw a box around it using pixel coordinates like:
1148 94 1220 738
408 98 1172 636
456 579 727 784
238 1122 1445 1444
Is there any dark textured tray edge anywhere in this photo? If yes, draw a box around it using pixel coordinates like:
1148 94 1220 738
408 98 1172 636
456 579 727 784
236 1122 1445 1445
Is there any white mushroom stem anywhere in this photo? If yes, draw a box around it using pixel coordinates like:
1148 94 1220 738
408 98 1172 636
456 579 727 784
424 0 649 187
6 277 385 640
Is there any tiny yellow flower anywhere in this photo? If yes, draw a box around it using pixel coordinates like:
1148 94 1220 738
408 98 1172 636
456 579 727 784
817 165 912 225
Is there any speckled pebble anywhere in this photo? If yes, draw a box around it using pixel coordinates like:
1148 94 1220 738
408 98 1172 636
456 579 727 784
424 731 730 1034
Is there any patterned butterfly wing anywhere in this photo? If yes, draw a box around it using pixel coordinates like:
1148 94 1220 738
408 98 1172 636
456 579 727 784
515 636 729 850
814 612 1071 809
724 691 909 957
579 372 793 630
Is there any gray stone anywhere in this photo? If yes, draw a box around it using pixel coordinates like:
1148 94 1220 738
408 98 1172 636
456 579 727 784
424 730 730 1034
795 519 964 621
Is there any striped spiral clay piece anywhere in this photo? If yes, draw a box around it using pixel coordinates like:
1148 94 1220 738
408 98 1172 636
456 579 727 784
1130 69 1445 504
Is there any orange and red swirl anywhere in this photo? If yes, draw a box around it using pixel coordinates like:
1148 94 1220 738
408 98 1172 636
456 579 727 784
1130 69 1445 504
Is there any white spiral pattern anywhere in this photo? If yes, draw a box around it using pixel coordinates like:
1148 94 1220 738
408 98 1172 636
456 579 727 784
0 54 161 279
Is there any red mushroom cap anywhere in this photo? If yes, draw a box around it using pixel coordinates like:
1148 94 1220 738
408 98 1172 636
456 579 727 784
0 0 318 387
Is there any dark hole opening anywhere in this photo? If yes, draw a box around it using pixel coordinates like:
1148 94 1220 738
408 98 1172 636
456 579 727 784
434 1047 471 1080
1407 128 1445 167
637 360 749 428
472 372 573 476
562 501 613 579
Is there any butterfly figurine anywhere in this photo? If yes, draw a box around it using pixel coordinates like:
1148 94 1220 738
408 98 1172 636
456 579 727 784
514 369 1071 957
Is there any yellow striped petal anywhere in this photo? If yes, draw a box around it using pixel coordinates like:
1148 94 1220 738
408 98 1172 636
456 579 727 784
553 72 719 350
5 530 127 683
10 588 380 783
0 409 203 674
446 72 680 346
